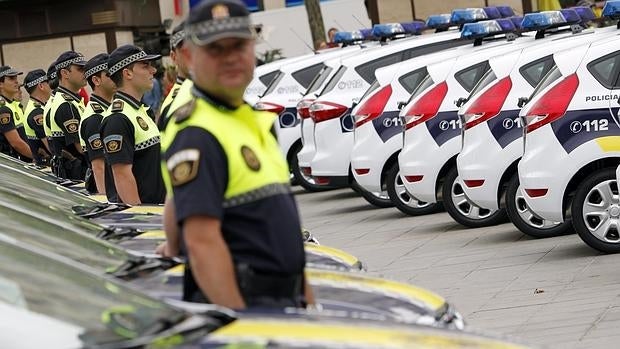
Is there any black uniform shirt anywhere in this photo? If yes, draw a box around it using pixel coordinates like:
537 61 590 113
80 94 109 161
100 91 165 204
26 97 47 140
50 86 83 158
164 89 305 278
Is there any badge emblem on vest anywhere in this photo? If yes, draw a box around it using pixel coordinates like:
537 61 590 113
136 116 149 131
0 113 10 125
241 145 261 171
14 113 20 121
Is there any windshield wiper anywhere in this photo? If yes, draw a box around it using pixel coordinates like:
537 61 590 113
96 227 143 241
110 255 181 280
73 203 130 218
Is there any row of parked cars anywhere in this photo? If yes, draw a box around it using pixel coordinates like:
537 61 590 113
252 2 620 254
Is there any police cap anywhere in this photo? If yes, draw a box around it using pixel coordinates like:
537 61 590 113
23 69 48 89
170 21 186 49
55 51 86 71
0 66 23 79
186 0 254 46
84 53 110 79
107 45 161 76
47 62 57 81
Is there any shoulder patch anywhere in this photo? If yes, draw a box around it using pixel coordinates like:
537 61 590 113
111 100 124 113
167 148 200 186
63 119 79 133
174 99 196 124
62 93 73 101
88 134 103 150
34 114 44 126
103 134 123 153
91 103 104 113
0 113 11 125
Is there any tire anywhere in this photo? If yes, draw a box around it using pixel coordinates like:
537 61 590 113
442 166 507 228
352 180 394 208
505 174 572 238
571 168 620 253
290 147 333 192
386 164 442 216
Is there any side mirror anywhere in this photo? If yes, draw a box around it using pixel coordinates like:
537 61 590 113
397 101 407 111
455 97 467 108
517 97 529 108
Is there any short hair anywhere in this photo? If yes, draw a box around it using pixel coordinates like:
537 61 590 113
25 83 37 95
109 63 135 88
49 77 59 90
87 71 105 90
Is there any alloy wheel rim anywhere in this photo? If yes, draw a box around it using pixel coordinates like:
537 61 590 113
582 179 620 243
451 176 493 219
394 170 431 208
515 185 561 229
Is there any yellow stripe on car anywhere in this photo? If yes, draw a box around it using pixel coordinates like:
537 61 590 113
135 230 166 239
303 243 360 266
123 205 164 215
596 136 620 152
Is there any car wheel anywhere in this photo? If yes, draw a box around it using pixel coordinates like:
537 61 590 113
352 180 394 208
505 174 572 238
442 166 507 228
572 168 620 253
291 148 333 192
386 164 442 216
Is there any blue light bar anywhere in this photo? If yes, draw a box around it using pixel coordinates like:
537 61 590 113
603 0 620 18
333 31 364 44
426 14 452 29
497 6 515 17
496 18 517 32
359 28 374 40
559 8 581 23
509 16 523 29
400 21 426 35
483 7 502 19
371 23 405 38
571 6 596 21
451 8 488 25
460 20 503 39
520 11 566 32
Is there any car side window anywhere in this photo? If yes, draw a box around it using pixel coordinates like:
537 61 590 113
292 63 325 89
261 71 284 96
399 67 429 94
519 55 555 88
355 52 403 84
258 70 280 87
455 61 490 92
587 51 620 89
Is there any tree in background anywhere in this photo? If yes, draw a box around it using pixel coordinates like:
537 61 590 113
305 0 326 50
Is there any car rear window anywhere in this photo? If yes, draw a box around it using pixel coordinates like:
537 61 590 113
519 55 555 88
405 73 435 105
468 69 498 99
587 51 620 89
528 64 562 100
319 65 347 96
258 70 280 87
455 61 490 92
399 67 429 94
261 71 284 97
292 63 326 89
305 65 333 95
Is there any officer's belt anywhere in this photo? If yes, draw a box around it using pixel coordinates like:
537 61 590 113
235 263 302 303
222 183 291 208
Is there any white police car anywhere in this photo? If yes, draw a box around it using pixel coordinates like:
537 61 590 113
254 43 366 184
518 1 620 252
308 22 469 207
457 8 613 237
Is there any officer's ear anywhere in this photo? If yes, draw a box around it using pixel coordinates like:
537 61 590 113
60 68 71 80
180 44 192 68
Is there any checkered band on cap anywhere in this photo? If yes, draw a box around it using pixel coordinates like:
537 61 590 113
108 51 147 76
85 63 108 79
50 71 57 80
55 56 85 70
25 75 48 89
0 68 20 79
171 30 186 48
188 16 252 39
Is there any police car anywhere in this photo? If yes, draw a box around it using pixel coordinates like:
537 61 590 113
308 22 469 207
457 9 611 237
518 1 620 252
254 43 367 187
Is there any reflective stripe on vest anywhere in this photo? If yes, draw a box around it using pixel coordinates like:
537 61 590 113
23 99 44 139
161 97 289 206
43 93 56 137
79 101 110 148
105 98 160 150
160 80 193 136
48 91 85 138
159 82 181 116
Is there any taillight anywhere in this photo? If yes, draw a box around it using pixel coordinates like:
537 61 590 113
463 77 512 130
525 74 579 134
354 85 393 128
309 101 348 123
255 101 285 114
404 81 448 130
296 99 315 119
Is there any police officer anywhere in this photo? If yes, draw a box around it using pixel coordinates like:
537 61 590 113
161 0 313 309
158 21 191 131
22 69 52 166
101 45 165 204
48 51 88 179
80 54 116 194
43 63 59 140
0 66 32 160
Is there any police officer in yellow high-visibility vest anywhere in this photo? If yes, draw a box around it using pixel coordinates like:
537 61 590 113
0 66 32 160
48 51 88 180
161 0 313 310
158 21 191 131
22 69 52 166
43 63 58 145
100 45 165 205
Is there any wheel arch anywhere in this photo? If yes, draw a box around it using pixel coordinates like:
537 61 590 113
564 157 620 219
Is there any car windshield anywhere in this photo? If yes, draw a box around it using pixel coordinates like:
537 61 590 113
0 187 128 271
305 65 333 96
0 238 188 347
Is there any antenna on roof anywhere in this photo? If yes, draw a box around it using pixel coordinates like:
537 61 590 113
289 27 315 52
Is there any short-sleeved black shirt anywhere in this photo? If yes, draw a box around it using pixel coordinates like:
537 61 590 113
26 97 47 140
100 91 165 204
164 91 305 279
0 96 17 152
80 95 109 162
50 86 83 158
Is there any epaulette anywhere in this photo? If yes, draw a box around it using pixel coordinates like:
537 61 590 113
91 103 104 113
111 100 124 113
61 93 73 101
174 99 195 124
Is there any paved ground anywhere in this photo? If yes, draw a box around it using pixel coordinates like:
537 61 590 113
295 187 620 349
